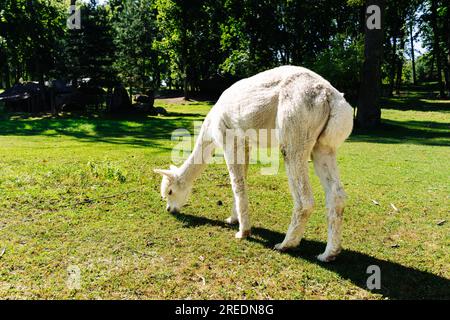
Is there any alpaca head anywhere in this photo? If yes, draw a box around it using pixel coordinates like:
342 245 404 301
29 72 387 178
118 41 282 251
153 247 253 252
154 165 191 214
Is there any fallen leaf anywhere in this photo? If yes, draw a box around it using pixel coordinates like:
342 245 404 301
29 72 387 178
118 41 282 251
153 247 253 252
437 219 446 226
372 200 379 205
390 203 399 212
0 248 5 258
196 274 206 286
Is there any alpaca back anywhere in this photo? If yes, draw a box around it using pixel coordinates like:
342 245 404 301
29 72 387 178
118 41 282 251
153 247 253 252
209 66 353 150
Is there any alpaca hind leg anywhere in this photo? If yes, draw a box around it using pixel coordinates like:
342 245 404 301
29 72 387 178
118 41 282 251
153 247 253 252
274 143 315 251
312 144 346 262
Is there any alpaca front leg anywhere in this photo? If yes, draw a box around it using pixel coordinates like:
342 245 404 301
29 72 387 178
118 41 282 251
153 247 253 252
224 163 250 238
226 160 248 226
224 140 250 236
228 168 251 238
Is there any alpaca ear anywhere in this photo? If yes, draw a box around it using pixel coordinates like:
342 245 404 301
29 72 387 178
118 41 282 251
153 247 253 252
154 169 176 180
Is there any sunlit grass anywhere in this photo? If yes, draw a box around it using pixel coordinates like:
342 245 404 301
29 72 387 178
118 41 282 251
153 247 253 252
0 97 448 299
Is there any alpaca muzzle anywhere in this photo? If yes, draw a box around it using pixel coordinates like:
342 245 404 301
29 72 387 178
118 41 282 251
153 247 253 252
166 205 179 214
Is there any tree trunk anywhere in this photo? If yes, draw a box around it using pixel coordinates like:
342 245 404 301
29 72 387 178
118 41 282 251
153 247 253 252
50 86 56 115
183 65 189 100
357 0 384 129
446 0 450 94
409 21 417 85
389 35 397 97
431 0 445 97
444 65 450 94
396 34 405 95
4 63 11 89
180 5 189 100
429 54 435 80
396 59 403 95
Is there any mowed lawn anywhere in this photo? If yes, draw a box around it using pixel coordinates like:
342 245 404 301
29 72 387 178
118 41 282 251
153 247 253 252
0 96 449 299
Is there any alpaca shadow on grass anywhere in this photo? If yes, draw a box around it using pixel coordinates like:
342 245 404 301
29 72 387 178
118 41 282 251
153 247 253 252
171 211 450 300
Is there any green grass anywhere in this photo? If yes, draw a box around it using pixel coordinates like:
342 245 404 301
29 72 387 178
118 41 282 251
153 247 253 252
0 96 449 299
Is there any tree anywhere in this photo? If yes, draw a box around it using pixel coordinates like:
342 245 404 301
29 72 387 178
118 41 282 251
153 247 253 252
444 0 450 94
0 0 66 86
156 0 224 98
403 0 423 86
156 0 195 98
430 0 446 97
1 0 445 110
63 1 117 88
311 34 364 104
409 18 417 85
357 0 384 129
113 0 160 95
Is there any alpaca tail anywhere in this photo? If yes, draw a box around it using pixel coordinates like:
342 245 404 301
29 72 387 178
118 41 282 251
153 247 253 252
317 92 354 150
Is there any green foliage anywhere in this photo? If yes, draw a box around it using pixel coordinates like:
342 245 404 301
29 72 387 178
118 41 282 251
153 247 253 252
309 34 364 102
113 0 159 92
416 52 436 82
0 0 448 101
63 1 117 87
155 0 224 93
87 161 127 183
0 0 66 85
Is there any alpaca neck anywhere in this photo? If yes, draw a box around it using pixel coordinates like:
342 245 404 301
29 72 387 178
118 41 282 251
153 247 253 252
179 124 214 185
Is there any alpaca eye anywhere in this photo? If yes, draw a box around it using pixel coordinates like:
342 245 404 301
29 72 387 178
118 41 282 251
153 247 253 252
168 190 172 195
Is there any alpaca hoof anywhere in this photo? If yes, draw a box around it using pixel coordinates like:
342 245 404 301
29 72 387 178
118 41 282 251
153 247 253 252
274 243 288 252
235 230 251 239
317 253 337 262
225 216 238 225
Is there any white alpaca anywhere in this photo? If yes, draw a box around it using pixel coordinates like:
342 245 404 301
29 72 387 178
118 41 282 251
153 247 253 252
155 66 353 262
